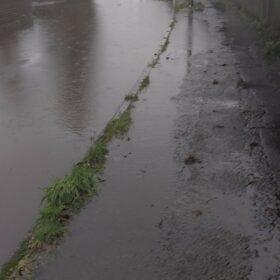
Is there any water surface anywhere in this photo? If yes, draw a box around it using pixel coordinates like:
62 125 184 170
0 0 172 266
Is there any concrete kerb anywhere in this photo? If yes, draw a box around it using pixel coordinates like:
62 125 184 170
112 15 176 120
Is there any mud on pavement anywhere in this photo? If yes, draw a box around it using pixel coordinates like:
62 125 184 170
36 1 280 279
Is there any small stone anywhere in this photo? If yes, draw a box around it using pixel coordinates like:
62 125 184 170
157 219 163 229
184 154 201 165
214 124 225 129
237 78 251 89
254 249 260 258
247 180 256 186
192 210 203 217
250 142 259 148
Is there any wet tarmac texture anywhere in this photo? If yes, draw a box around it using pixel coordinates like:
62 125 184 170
0 0 174 267
36 1 280 279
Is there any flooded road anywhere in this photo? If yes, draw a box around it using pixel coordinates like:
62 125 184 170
0 0 173 267
37 1 280 279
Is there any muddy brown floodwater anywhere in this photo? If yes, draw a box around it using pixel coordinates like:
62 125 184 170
0 0 173 267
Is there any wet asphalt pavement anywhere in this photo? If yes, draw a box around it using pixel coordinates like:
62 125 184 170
36 1 280 279
0 0 173 267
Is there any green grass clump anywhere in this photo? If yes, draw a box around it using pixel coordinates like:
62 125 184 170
174 2 187 13
33 164 96 244
169 19 176 30
102 107 132 142
125 94 139 102
160 36 170 53
84 108 132 171
174 1 204 13
148 55 160 68
38 205 65 224
192 2 204 12
43 165 96 210
0 240 30 280
139 75 150 91
264 39 280 59
34 222 66 244
85 141 108 172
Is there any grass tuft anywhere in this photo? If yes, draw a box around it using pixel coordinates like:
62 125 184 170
174 2 187 13
43 165 96 211
0 240 30 280
174 1 204 13
85 141 108 172
38 206 65 224
192 2 204 12
160 36 170 53
139 75 150 91
148 19 176 68
169 19 176 30
125 94 139 102
102 107 132 142
264 39 280 59
34 222 66 244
